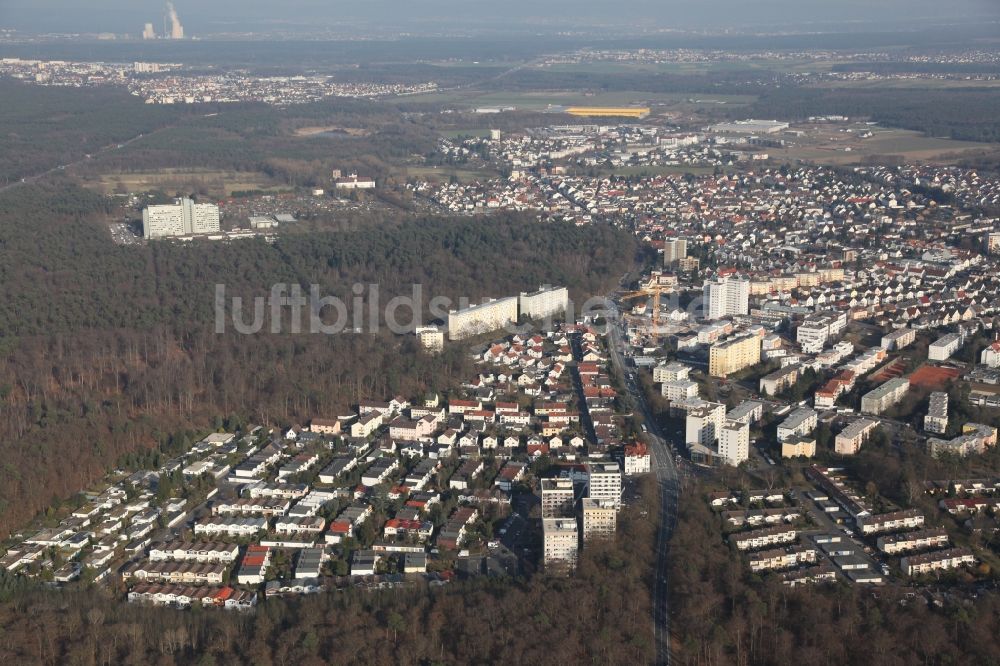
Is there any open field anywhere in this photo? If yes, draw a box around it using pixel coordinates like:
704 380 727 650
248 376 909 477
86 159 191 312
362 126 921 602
292 126 372 137
861 131 995 158
468 90 752 109
79 169 282 197
536 61 735 75
535 58 835 75
395 164 498 183
440 128 494 139
769 127 994 166
404 88 756 110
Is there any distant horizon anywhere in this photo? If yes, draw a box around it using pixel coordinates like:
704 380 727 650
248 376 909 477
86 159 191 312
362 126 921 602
1 0 999 37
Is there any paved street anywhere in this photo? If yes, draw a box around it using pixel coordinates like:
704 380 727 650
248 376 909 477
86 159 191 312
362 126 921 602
604 295 679 666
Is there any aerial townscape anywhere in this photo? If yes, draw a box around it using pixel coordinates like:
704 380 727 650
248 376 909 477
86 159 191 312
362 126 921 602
1 1 1000 664
5 318 640 603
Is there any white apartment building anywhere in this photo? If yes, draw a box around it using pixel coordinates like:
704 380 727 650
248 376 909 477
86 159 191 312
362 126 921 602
759 364 799 396
797 323 828 354
518 285 569 320
748 546 818 573
142 197 220 239
653 361 690 383
415 326 444 353
586 462 622 508
540 478 576 518
274 515 326 536
843 347 888 376
361 458 399 487
858 509 925 535
796 312 847 353
928 423 998 458
877 528 948 555
542 518 579 569
835 418 879 455
982 341 1000 368
777 408 818 442
193 517 267 538
127 562 227 586
661 379 699 401
924 391 949 435
686 403 726 448
702 276 750 320
881 327 916 351
730 526 797 551
662 238 688 266
861 378 910 415
350 412 383 439
447 297 519 341
581 498 617 542
928 332 963 361
718 420 750 466
901 548 974 577
727 400 763 425
334 174 376 189
149 542 240 564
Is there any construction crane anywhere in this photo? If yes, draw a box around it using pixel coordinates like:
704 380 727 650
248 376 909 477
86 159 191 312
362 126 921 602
619 290 650 302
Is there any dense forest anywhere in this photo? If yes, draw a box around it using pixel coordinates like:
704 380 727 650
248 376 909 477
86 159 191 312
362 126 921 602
0 80 443 188
86 99 440 185
0 182 638 537
0 80 188 183
0 475 658 665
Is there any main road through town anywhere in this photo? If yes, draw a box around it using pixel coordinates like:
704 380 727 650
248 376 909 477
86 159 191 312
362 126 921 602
604 294 679 666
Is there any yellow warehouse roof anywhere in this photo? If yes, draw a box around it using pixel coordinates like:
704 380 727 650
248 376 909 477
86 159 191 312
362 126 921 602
564 107 651 118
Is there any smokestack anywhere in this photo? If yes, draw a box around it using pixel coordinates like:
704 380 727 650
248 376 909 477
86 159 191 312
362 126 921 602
166 1 184 39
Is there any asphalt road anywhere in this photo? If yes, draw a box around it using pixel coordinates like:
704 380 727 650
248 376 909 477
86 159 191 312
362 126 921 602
604 295 679 666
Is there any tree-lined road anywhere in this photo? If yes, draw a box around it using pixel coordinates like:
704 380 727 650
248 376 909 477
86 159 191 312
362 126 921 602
604 296 679 666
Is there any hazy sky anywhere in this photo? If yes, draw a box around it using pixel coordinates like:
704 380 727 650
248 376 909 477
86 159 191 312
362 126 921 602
2 0 999 34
